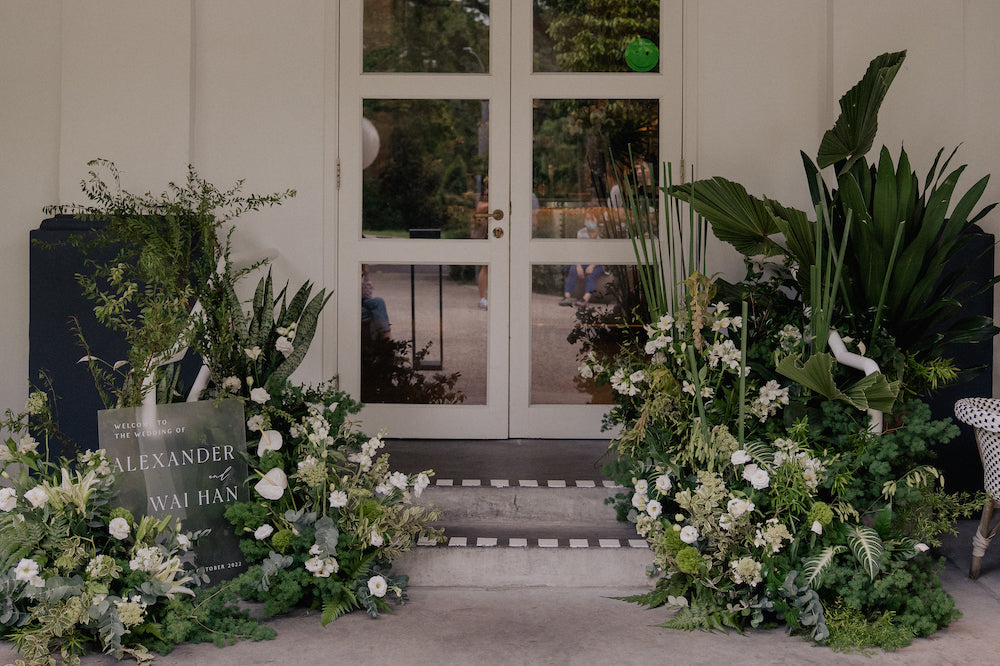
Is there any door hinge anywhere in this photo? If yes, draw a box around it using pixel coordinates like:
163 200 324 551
336 158 341 189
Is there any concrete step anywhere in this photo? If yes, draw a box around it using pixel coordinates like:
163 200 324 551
384 439 652 588
416 484 624 524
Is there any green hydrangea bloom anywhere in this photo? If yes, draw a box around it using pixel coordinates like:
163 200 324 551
808 501 834 526
108 506 135 525
663 524 685 554
272 528 295 553
676 546 703 574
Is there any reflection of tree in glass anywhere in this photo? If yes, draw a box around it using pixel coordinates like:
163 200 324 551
363 99 486 237
534 0 660 73
363 0 490 73
361 335 465 405
533 99 658 201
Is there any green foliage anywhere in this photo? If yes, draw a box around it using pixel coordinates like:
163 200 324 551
824 602 915 652
671 52 998 380
536 0 660 73
817 554 959 639
43 159 294 407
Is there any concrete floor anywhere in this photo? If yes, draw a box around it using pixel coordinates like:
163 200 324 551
4 519 1000 665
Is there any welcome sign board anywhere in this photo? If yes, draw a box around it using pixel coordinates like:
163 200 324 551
98 399 249 582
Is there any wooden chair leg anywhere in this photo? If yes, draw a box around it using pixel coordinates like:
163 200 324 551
971 498 998 579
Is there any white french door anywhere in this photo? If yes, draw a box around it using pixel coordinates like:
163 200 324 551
334 1 681 439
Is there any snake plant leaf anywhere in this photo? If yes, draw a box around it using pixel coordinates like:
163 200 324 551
817 51 906 173
266 286 330 391
669 178 785 258
801 545 846 589
847 524 885 580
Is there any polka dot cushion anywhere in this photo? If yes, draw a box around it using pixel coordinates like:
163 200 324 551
955 398 1000 500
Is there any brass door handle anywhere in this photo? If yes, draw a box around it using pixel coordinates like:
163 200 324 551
472 208 504 221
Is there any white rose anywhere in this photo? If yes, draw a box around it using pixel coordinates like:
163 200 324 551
250 387 271 404
727 498 753 518
256 430 283 457
275 336 294 358
329 490 349 508
254 524 275 540
680 526 699 544
222 376 242 393
370 530 384 547
24 486 48 509
731 450 751 465
108 517 130 540
0 487 16 512
254 468 288 501
654 475 672 494
633 479 648 494
367 575 388 598
742 464 771 490
646 499 662 519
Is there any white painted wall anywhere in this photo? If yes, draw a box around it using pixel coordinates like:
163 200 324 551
1 0 998 423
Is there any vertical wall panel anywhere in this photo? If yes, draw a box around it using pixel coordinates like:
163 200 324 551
58 0 192 198
688 0 829 280
0 0 62 416
192 0 327 386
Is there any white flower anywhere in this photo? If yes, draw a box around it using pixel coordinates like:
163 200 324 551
108 516 130 540
413 473 431 498
176 534 192 551
254 468 288 500
742 464 771 490
727 498 754 518
321 558 339 577
14 558 39 582
254 524 275 540
329 490 348 508
348 452 372 470
389 471 408 490
247 414 265 432
368 575 388 598
654 475 672 494
578 363 594 379
24 486 48 509
244 346 262 360
370 530 384 547
646 500 662 519
731 450 751 466
811 520 823 535
250 387 271 404
682 380 695 396
633 479 648 494
17 436 39 454
256 430 283 457
679 526 699 544
0 487 16 512
915 542 929 553
305 556 325 575
719 514 734 531
631 492 647 511
222 376 242 393
275 336 294 358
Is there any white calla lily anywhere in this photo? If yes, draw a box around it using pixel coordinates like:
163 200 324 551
254 468 288 500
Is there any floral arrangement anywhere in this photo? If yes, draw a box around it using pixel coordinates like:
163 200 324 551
220 381 441 623
596 270 972 646
0 393 274 665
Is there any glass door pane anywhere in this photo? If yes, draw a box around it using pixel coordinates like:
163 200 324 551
533 0 661 73
364 0 491 73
